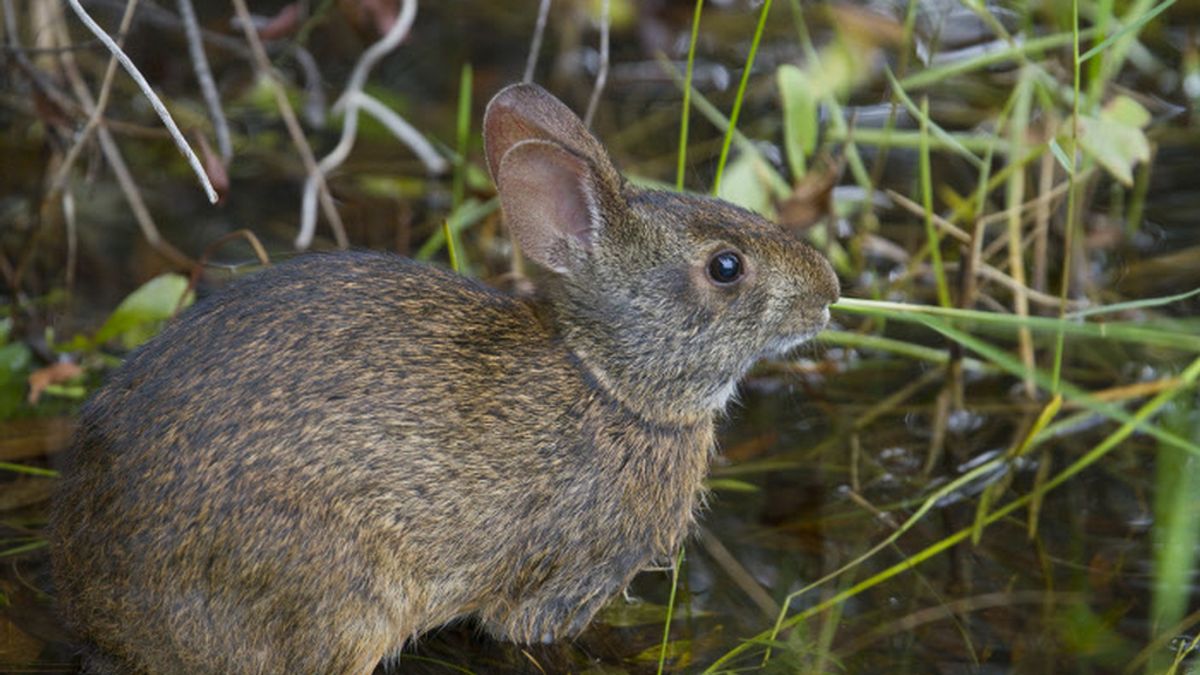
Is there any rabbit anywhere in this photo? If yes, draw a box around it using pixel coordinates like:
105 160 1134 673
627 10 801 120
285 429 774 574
49 83 839 674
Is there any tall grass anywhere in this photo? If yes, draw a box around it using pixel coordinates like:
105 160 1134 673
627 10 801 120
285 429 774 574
670 0 1200 671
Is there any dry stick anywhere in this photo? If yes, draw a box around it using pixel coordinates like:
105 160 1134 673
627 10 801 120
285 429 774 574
697 526 780 620
838 591 1085 658
176 0 232 161
96 0 325 130
582 0 609 129
1033 148 1055 293
351 93 445 173
524 0 552 83
228 0 347 249
64 192 77 289
290 45 328 128
976 167 1095 231
48 0 141 197
886 191 1084 310
333 0 417 114
64 0 217 204
299 0 436 250
948 263 1082 311
50 3 193 270
1 0 88 133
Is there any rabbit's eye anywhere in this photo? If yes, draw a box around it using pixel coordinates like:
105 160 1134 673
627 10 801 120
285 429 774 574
707 250 744 285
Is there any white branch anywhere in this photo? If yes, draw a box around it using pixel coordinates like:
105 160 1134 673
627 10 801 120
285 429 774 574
333 0 419 113
583 0 610 128
299 0 447 250
64 0 218 204
524 0 552 83
177 0 232 160
353 92 449 174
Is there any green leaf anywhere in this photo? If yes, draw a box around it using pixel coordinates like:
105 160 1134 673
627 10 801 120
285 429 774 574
0 343 33 419
634 638 693 664
777 64 817 179
716 153 777 218
599 599 708 628
92 274 194 350
41 383 87 400
1075 99 1151 186
0 342 32 378
706 478 761 493
1102 95 1151 128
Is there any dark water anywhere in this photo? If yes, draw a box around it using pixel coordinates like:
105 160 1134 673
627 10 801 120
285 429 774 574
3 0 1200 673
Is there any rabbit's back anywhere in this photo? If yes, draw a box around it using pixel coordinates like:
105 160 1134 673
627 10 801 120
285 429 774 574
51 251 711 673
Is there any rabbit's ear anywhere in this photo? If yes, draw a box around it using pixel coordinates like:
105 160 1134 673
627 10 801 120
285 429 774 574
483 84 621 195
494 139 603 274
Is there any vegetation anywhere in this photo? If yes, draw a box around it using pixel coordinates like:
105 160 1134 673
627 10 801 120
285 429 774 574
1 0 1197 672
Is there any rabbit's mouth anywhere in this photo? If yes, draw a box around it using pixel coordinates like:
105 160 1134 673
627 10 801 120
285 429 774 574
759 306 831 359
759 331 821 360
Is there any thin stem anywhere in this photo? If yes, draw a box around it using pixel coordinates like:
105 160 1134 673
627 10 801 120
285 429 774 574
582 0 609 128
231 0 348 249
49 0 141 197
64 0 217 203
919 95 951 307
524 0 551 83
675 0 704 191
177 0 232 160
657 546 686 675
711 0 772 195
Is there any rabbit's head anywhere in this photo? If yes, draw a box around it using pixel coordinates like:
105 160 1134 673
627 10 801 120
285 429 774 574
485 84 839 423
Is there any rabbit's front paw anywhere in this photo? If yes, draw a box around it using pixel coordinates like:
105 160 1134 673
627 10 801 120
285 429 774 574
483 592 605 645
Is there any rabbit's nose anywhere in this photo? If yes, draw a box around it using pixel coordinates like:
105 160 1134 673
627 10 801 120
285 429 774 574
815 258 840 308
798 246 839 309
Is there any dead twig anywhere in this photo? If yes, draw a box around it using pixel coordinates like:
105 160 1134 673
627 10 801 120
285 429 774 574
63 0 217 203
229 0 348 249
300 0 446 250
582 0 609 128
176 0 232 161
524 0 552 83
886 191 1087 311
47 1 194 271
49 0 141 198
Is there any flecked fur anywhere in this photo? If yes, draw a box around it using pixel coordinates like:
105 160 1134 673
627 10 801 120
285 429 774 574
50 84 838 674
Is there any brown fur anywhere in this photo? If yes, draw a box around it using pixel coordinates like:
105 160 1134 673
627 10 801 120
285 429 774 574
49 84 838 674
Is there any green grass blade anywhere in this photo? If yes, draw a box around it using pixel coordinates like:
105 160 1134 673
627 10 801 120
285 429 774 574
1079 0 1176 63
818 330 997 373
0 540 48 558
657 56 789 198
657 546 687 675
676 0 704 191
0 462 58 477
704 355 1200 673
899 29 1096 90
452 62 472 210
415 197 498 262
917 317 1200 457
832 298 1200 353
442 219 461 273
1067 287 1200 319
884 66 984 168
1149 400 1200 675
919 95 951 307
711 0 773 195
